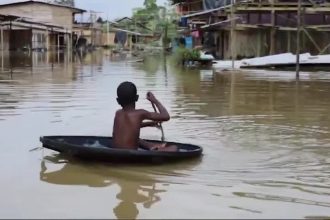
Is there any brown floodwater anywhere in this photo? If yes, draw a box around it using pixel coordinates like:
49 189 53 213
0 50 330 219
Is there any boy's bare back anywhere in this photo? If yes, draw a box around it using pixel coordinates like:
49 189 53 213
112 82 173 151
113 108 146 149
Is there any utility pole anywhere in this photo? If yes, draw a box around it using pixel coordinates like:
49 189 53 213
107 14 110 47
162 7 168 50
295 0 302 78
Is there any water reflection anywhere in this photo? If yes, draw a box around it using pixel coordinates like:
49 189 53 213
0 50 104 73
40 155 162 219
0 51 106 121
40 154 201 219
138 56 160 75
113 175 165 219
1 50 330 218
168 65 330 130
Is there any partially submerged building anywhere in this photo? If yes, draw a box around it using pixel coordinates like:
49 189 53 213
73 21 103 48
172 0 330 59
104 17 160 49
0 0 85 51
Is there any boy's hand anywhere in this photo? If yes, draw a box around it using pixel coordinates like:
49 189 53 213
146 92 157 103
151 143 167 151
147 121 161 128
155 122 162 129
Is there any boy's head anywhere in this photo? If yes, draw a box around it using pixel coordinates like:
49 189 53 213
116 81 139 107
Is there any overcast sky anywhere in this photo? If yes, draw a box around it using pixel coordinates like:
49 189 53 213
76 0 167 19
0 0 168 20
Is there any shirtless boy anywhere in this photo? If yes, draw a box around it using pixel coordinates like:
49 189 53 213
112 81 177 151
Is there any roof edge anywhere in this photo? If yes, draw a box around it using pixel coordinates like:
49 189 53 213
0 0 86 13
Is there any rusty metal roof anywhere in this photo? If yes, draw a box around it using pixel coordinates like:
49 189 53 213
0 0 86 13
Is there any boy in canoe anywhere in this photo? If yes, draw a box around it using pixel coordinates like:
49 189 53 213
113 81 177 151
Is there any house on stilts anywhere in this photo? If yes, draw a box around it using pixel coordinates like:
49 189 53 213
0 0 86 51
172 0 330 60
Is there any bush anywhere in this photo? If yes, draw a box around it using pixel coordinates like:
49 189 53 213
177 48 200 60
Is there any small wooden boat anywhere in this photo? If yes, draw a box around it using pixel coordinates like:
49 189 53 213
40 136 203 163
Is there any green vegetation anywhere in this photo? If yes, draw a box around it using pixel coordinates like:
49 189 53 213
132 0 160 32
176 48 201 61
132 0 178 48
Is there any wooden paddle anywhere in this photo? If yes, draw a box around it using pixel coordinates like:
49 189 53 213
151 102 165 142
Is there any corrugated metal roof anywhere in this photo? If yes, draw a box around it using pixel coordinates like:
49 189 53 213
111 27 154 37
0 0 86 13
182 5 231 18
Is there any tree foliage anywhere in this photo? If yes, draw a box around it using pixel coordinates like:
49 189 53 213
132 0 178 40
96 17 104 23
143 0 158 10
104 0 178 48
132 0 160 31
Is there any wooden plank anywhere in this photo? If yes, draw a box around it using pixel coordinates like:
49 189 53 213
234 6 330 12
302 28 322 52
238 2 313 7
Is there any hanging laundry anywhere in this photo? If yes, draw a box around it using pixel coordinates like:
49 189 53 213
180 17 188 27
191 31 200 38
114 31 127 46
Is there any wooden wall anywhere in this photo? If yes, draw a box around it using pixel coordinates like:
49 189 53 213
0 3 74 30
220 29 330 59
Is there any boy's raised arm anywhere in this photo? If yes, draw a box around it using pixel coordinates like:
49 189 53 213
143 92 170 122
140 121 159 128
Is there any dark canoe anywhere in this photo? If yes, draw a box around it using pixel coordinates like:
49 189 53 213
40 136 203 163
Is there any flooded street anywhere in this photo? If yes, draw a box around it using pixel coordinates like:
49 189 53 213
1 50 330 218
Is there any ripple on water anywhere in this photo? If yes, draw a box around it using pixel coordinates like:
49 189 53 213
233 191 330 208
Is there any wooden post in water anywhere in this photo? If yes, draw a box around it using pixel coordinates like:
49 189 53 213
287 31 291 52
1 24 3 72
57 34 60 50
106 17 110 47
46 28 49 51
257 30 261 57
296 0 302 78
269 0 276 55
230 0 236 69
0 24 3 51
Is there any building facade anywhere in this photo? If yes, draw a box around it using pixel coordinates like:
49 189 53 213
173 0 330 59
0 0 85 51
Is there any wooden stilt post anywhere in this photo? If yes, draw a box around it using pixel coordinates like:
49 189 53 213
107 18 110 47
1 24 3 72
270 0 276 55
296 0 302 78
257 30 261 57
70 32 73 62
57 34 60 50
257 11 262 57
46 28 49 51
287 31 291 52
230 0 236 69
0 25 3 51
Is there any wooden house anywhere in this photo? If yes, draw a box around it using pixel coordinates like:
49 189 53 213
172 0 330 59
103 17 159 49
73 22 103 48
0 0 85 51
